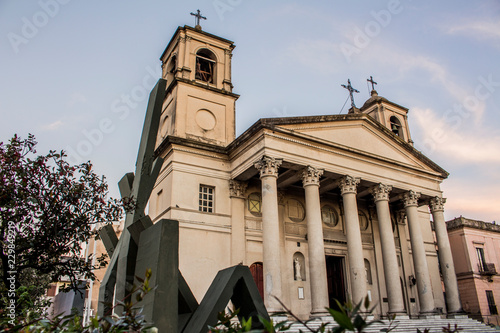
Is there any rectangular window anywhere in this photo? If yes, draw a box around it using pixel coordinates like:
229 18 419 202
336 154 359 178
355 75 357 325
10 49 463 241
199 185 214 213
486 290 498 315
476 247 487 271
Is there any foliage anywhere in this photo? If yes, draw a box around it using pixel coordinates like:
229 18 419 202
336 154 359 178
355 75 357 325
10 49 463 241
0 134 127 317
208 308 291 333
0 269 156 332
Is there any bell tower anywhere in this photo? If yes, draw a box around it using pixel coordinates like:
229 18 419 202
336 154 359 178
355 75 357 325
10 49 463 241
360 88 414 145
158 24 239 147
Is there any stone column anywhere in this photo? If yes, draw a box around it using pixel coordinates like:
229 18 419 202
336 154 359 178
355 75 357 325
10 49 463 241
339 175 367 305
403 190 436 315
230 180 247 266
430 197 462 315
254 156 283 313
371 184 406 315
302 166 329 316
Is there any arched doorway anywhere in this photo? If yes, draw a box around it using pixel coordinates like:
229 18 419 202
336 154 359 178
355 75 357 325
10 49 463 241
250 262 264 300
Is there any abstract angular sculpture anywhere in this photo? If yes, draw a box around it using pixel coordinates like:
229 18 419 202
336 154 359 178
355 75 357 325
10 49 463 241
98 79 269 332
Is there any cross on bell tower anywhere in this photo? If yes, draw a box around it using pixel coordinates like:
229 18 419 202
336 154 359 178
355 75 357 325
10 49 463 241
367 76 377 92
341 79 360 109
190 9 206 30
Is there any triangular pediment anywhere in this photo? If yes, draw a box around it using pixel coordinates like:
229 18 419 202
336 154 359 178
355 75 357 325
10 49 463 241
262 115 446 176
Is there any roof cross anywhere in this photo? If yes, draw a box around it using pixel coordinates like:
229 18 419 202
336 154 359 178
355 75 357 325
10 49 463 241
341 79 360 109
190 9 207 27
367 76 378 91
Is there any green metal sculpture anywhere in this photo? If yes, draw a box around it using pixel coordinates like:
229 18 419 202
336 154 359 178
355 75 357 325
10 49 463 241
97 79 269 332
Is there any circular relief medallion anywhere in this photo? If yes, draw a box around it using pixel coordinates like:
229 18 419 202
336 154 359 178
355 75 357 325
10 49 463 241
359 211 369 231
288 199 305 222
196 109 216 131
321 205 338 227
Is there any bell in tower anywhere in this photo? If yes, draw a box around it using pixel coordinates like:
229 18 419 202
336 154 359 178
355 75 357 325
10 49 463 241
360 77 413 145
157 17 239 147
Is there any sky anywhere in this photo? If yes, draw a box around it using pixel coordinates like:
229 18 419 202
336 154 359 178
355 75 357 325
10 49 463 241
1 1 499 222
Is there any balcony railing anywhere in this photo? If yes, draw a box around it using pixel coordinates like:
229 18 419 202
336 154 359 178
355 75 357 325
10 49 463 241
479 263 497 276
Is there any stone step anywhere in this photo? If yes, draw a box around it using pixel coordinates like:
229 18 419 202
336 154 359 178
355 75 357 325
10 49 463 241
284 317 499 333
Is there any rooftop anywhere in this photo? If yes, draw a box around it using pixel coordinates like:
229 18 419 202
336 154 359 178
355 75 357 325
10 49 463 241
446 216 500 233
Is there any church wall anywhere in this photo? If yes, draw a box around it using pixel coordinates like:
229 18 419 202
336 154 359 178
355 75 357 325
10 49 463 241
178 225 231 303
286 239 312 320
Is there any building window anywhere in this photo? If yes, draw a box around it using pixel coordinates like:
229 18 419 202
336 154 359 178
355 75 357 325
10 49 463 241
476 247 487 272
288 199 305 222
364 259 373 285
248 192 262 216
199 185 214 213
195 49 216 83
486 290 498 315
321 205 338 227
168 55 177 74
389 116 403 137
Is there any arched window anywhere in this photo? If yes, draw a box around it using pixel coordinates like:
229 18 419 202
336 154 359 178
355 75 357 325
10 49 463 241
167 55 177 74
364 259 373 285
195 49 216 83
389 116 403 137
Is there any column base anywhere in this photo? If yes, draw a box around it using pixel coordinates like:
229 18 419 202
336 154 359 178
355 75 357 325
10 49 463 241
418 311 442 319
310 310 331 323
446 310 468 319
387 312 409 320
269 313 289 324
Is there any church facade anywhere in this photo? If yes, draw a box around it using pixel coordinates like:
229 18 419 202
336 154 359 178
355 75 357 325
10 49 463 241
148 25 462 319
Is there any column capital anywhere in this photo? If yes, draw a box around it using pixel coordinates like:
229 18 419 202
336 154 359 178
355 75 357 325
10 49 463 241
301 166 324 186
229 180 247 198
402 190 421 207
371 183 393 202
339 175 360 195
254 156 282 178
429 196 446 212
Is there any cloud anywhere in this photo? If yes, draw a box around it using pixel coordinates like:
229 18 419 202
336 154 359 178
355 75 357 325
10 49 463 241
42 120 64 131
412 107 500 164
68 92 87 107
444 19 500 48
361 46 486 123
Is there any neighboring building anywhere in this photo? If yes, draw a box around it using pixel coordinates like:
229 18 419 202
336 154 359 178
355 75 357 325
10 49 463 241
47 221 123 322
147 24 463 320
447 217 500 326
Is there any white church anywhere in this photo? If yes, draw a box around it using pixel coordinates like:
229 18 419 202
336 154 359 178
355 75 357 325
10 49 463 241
147 23 462 320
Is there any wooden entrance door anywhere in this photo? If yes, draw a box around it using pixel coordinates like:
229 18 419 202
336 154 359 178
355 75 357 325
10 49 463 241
326 256 346 310
250 262 264 300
